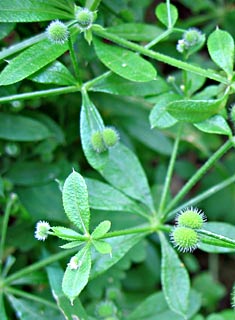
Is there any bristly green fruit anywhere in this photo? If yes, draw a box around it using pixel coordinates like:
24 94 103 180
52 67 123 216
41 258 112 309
183 28 203 47
75 7 94 31
102 127 119 148
176 207 206 229
46 20 68 44
91 131 107 153
171 226 199 253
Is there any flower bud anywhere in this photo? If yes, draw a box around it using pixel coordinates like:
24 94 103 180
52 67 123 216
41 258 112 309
75 7 94 31
171 226 199 253
46 20 68 44
35 220 51 241
183 28 203 47
102 127 119 148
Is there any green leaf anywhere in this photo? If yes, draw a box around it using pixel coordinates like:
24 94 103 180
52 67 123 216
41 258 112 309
62 170 90 234
194 115 232 136
29 60 76 85
93 37 157 82
62 244 91 304
60 241 83 249
166 97 226 123
91 233 146 278
0 293 7 320
160 233 190 317
90 73 169 96
107 23 164 41
85 178 144 215
47 263 89 320
0 0 74 22
91 221 111 239
6 161 60 186
199 222 235 253
52 227 84 241
92 240 112 254
0 23 15 40
0 176 4 198
155 3 178 27
150 93 180 129
0 113 50 141
207 29 234 77
0 39 69 86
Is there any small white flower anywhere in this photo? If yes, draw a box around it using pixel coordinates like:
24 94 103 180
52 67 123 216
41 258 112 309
34 220 51 241
68 256 80 270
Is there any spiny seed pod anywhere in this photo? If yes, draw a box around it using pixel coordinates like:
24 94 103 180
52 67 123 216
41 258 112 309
46 20 68 44
76 7 94 31
176 207 206 229
183 28 203 47
34 220 51 241
95 301 117 318
171 226 199 253
102 127 119 148
91 131 107 153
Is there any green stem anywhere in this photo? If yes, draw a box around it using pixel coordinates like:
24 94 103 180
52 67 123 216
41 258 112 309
84 71 112 90
209 253 219 282
166 172 235 220
163 139 232 216
166 0 172 29
145 29 172 49
198 229 235 247
92 26 229 84
68 37 82 85
2 249 75 287
0 194 17 274
86 0 102 11
159 124 183 217
0 86 79 104
200 237 235 249
5 287 57 309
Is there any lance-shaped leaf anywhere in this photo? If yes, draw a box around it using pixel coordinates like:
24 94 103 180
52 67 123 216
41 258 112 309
159 233 190 318
91 221 111 239
92 240 112 254
52 226 86 241
0 0 74 22
62 170 90 234
166 97 226 123
207 29 234 77
62 244 91 304
93 37 157 82
194 115 232 136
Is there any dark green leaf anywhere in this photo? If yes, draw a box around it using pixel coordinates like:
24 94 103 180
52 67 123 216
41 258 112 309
199 222 235 253
0 23 15 40
166 97 226 123
93 37 157 82
0 0 74 22
47 263 89 320
107 23 164 41
0 293 7 320
160 233 190 317
91 221 111 239
0 39 70 85
85 178 144 215
62 171 90 233
0 176 4 198
194 115 232 136
155 3 178 27
6 161 60 186
149 92 179 129
207 29 234 76
90 73 168 96
29 60 76 85
62 244 91 304
0 113 50 141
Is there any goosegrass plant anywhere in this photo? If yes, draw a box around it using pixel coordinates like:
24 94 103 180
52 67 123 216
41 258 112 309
1 0 235 319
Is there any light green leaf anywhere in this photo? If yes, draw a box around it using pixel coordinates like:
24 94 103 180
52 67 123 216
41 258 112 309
62 245 91 304
92 240 112 254
62 171 90 234
155 3 178 27
199 222 235 253
150 92 179 129
6 161 60 186
93 37 157 82
0 113 50 141
29 60 76 85
91 233 147 279
85 178 144 215
0 0 74 22
107 23 164 41
194 115 232 136
91 221 111 239
166 97 226 123
207 29 234 77
52 227 84 241
90 73 168 96
0 23 15 40
60 241 83 249
47 263 89 320
0 39 69 85
160 233 190 317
